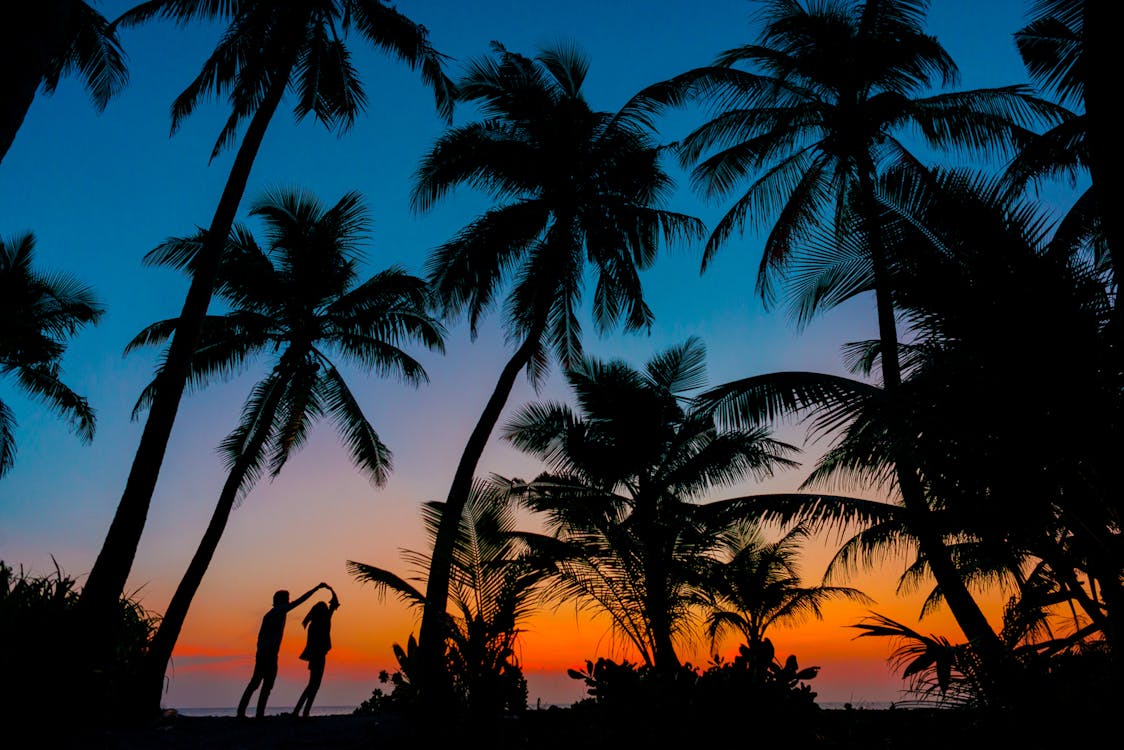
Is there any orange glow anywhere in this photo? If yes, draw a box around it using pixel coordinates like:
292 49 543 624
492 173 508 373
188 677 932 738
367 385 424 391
161 519 1008 708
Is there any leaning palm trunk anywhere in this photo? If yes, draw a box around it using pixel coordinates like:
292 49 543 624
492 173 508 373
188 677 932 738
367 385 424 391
0 1 69 164
858 164 1009 702
78 60 294 645
417 327 544 708
136 376 287 718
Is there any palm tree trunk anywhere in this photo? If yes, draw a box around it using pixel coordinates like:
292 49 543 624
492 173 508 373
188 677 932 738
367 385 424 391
1077 2 1124 699
136 379 287 719
648 596 681 673
78 64 293 645
1083 0 1124 325
416 327 544 710
0 1 69 165
857 164 1010 701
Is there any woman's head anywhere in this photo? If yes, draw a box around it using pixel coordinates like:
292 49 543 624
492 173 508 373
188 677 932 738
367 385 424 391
303 600 329 628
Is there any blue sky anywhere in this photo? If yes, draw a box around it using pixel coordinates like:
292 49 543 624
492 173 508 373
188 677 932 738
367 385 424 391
0 0 1056 709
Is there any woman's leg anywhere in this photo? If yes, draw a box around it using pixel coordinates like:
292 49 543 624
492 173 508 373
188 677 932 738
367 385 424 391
300 659 325 717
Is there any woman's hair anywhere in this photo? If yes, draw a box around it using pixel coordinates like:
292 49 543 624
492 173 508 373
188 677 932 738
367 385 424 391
303 601 328 629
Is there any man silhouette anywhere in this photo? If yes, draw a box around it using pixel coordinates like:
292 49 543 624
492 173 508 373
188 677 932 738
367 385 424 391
236 582 327 718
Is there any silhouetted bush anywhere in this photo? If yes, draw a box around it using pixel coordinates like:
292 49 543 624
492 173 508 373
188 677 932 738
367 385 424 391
565 639 820 743
0 560 158 731
355 632 527 724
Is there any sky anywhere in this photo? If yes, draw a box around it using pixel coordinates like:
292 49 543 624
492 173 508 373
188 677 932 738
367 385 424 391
0 0 1059 711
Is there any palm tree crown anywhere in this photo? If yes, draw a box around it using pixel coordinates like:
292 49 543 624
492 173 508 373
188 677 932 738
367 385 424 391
116 0 455 160
636 0 1061 316
505 337 798 671
414 42 703 369
128 188 445 485
0 232 103 476
702 521 870 652
0 1 127 164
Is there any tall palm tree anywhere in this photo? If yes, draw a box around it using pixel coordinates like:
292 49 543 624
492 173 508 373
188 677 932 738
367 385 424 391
505 337 799 673
0 232 103 476
79 0 455 627
0 0 127 165
126 188 445 718
702 521 870 653
873 166 1123 689
348 479 543 717
409 42 704 701
631 0 1064 686
698 166 1120 703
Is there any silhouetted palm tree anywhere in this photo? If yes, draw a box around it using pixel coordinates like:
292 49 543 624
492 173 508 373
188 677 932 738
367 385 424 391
127 188 445 718
505 337 797 673
699 166 1120 704
0 232 103 476
0 0 126 164
702 521 870 653
633 0 1064 684
348 479 542 717
410 42 704 701
80 0 454 627
873 166 1123 691
1011 1 1121 324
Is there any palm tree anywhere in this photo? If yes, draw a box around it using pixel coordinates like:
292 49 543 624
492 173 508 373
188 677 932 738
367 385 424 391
79 0 455 627
702 521 870 654
126 188 445 718
504 337 799 673
348 479 542 718
0 0 127 165
698 166 1120 703
1011 1 1122 325
631 0 1065 686
409 42 704 701
872 166 1123 691
0 232 103 476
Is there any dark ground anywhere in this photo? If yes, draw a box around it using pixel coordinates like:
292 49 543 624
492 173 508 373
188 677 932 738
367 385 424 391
50 705 1091 749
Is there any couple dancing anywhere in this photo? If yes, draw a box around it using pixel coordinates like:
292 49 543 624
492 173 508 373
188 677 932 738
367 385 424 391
236 581 340 718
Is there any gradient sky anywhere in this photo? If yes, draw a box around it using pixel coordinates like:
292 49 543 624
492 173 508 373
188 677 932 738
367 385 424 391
0 0 1060 710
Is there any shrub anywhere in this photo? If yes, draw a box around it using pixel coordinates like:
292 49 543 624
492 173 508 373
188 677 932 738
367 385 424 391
0 560 158 730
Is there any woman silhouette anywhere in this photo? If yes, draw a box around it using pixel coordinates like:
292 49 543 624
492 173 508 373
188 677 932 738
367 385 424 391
292 586 340 717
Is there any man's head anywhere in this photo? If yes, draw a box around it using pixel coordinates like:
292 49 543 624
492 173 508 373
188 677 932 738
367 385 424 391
273 590 290 607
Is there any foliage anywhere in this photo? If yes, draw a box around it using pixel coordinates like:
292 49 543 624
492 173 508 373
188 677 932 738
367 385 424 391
129 188 445 492
0 560 158 730
701 521 872 651
566 639 820 743
0 232 103 477
349 482 538 719
507 337 798 671
852 603 1116 715
355 635 420 715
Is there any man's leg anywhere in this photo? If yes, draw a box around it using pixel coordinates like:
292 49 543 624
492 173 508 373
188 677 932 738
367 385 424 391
237 664 263 718
255 658 279 718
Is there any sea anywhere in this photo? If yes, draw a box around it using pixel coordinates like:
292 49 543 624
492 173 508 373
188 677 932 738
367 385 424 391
174 700 897 717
